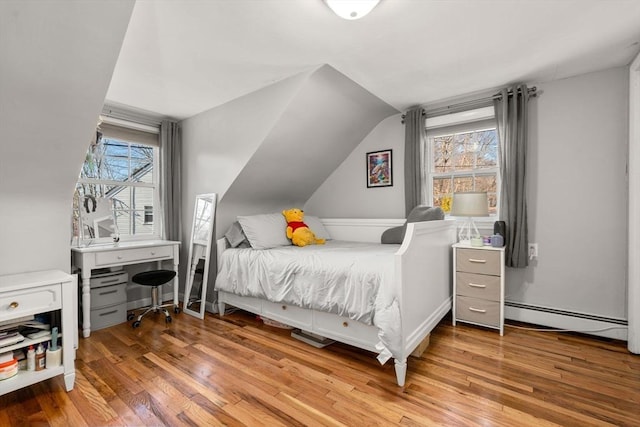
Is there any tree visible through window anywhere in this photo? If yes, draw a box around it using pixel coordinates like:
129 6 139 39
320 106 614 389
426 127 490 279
428 127 499 215
73 130 159 239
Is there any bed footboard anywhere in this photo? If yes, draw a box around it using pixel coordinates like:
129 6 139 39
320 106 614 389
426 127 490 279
396 220 456 364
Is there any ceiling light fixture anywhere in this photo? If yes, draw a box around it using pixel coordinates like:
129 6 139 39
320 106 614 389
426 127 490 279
324 0 381 20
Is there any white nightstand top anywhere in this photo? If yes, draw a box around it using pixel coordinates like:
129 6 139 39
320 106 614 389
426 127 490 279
453 242 505 251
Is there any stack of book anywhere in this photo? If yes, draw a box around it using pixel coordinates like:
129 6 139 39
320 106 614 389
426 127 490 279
0 331 25 348
0 351 18 380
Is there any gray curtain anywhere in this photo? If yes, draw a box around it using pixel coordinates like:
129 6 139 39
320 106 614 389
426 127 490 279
494 85 529 268
160 120 182 241
404 107 426 216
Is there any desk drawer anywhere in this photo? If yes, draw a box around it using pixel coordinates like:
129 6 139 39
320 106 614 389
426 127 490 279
456 249 501 275
90 272 128 288
95 246 173 266
0 284 61 322
456 296 500 327
90 283 127 309
90 302 127 330
456 272 500 300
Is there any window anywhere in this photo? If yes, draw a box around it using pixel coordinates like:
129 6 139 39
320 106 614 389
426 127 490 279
73 120 160 240
425 107 499 216
144 205 154 225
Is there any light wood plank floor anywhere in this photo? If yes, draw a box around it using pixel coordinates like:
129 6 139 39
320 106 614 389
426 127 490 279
1 309 638 426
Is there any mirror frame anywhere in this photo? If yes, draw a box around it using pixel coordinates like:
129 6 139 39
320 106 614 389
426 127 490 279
78 196 118 245
183 193 217 319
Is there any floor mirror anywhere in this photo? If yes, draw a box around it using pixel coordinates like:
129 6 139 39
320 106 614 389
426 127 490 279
183 193 217 319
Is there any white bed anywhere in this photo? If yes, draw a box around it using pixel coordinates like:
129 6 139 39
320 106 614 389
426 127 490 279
215 218 456 386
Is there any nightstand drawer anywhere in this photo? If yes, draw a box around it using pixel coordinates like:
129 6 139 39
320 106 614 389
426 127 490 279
455 296 500 327
456 248 501 275
456 272 500 300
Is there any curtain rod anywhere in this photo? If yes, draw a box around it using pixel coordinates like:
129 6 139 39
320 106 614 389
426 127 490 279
402 86 538 123
102 103 164 128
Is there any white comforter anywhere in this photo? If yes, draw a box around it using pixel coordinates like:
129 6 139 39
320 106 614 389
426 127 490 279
214 241 402 363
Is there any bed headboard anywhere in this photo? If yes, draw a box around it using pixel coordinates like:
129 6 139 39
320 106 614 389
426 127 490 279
320 218 405 243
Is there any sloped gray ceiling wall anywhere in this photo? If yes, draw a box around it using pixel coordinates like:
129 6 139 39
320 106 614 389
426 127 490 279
0 1 134 275
181 69 312 235
216 64 398 231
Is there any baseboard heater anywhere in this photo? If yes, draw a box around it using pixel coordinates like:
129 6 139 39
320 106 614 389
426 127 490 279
504 301 628 340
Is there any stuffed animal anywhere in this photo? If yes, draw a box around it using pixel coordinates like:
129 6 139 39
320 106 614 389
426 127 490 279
282 208 325 247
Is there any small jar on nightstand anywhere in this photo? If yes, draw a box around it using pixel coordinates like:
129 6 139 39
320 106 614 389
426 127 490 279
452 242 506 335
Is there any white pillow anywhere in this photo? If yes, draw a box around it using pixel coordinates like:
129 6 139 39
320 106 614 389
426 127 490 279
237 213 291 249
304 216 332 240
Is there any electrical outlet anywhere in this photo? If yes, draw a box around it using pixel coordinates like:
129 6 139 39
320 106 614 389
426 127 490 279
528 243 538 259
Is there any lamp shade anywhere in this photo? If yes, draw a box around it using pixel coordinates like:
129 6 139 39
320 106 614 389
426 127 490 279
450 192 489 217
324 0 380 20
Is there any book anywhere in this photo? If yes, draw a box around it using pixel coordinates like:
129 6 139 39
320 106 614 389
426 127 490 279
0 332 25 348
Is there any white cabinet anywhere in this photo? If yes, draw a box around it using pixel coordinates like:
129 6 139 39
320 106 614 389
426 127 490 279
452 243 505 335
0 270 76 395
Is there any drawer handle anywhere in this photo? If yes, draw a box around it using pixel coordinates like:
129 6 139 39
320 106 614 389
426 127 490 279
281 305 286 310
99 289 118 296
99 310 118 316
117 255 123 260
469 258 487 264
468 307 487 313
342 321 348 327
468 283 486 288
151 251 156 256
9 301 19 309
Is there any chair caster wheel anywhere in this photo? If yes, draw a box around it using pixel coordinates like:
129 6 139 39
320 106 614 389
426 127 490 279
166 316 172 324
132 320 141 328
127 313 135 321
174 307 180 314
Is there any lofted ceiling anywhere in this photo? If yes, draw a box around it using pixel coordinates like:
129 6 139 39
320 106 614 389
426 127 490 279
106 0 640 120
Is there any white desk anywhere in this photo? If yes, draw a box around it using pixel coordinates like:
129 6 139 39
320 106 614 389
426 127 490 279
71 240 180 337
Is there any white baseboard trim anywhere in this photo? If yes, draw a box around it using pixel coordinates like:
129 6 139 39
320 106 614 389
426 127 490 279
126 291 176 311
505 302 628 341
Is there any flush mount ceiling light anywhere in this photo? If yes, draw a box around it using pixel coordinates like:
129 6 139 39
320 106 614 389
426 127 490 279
324 0 381 20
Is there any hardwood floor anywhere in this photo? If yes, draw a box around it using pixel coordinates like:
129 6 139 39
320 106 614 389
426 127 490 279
1 309 638 426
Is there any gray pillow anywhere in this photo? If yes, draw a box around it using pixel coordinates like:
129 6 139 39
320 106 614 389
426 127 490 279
224 221 249 248
237 213 291 249
303 215 332 240
381 206 444 244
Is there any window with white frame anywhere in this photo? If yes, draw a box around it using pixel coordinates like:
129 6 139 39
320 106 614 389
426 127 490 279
73 119 161 240
425 107 500 216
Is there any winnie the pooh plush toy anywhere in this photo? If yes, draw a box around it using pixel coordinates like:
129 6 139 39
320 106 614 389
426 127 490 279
282 208 325 247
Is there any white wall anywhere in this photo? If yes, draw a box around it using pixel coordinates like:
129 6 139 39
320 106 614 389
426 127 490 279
0 1 134 275
507 67 628 321
628 52 640 353
311 67 630 327
305 114 406 218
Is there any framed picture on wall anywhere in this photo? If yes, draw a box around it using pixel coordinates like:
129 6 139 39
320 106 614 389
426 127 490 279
366 149 393 188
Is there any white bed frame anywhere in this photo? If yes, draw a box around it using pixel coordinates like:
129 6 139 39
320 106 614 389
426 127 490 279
216 218 456 386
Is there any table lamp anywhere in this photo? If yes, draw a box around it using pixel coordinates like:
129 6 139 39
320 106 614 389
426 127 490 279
450 192 489 245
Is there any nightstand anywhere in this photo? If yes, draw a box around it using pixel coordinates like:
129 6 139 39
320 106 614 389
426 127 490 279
452 243 505 335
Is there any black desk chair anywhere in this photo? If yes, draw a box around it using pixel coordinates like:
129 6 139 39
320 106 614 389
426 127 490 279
127 270 180 328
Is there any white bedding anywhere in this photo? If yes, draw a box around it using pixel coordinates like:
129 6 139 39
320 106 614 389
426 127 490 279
214 240 402 361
